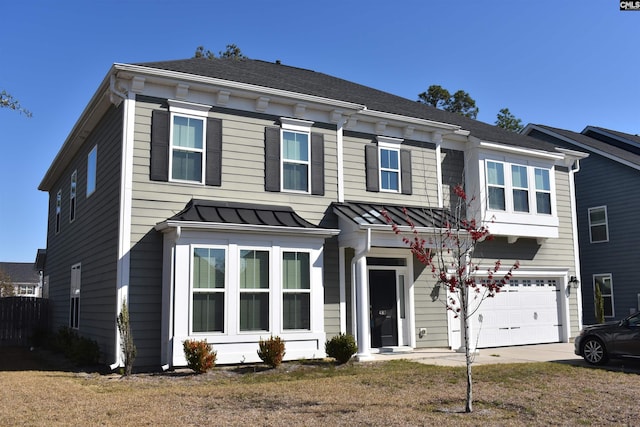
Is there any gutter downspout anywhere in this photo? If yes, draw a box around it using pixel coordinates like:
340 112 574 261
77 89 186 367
352 227 372 361
109 74 134 371
568 158 583 333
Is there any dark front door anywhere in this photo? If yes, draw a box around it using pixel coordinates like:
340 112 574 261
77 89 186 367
369 270 398 348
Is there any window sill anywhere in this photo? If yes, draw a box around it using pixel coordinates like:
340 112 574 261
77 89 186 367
485 210 559 241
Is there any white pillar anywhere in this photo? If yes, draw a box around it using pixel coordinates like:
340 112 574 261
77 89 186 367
355 256 373 360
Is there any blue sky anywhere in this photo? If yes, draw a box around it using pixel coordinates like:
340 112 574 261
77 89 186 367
1 1 638 262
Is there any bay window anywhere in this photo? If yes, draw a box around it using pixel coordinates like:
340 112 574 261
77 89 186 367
192 248 225 333
239 250 270 331
486 160 553 216
282 252 311 330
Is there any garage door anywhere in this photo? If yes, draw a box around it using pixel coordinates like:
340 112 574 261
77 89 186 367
472 278 561 348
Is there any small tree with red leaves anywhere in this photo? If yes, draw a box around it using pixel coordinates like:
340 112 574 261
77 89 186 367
382 184 519 413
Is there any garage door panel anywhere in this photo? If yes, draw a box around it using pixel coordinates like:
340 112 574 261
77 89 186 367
471 278 561 348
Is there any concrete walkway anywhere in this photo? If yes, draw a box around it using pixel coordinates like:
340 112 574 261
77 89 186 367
370 342 581 367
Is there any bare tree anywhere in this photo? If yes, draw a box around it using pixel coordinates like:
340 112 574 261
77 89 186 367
0 268 15 297
1 90 32 117
383 185 519 413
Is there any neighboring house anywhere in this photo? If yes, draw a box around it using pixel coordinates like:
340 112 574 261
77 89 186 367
524 124 640 324
39 58 584 371
0 262 42 297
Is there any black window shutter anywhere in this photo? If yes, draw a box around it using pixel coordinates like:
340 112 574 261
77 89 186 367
264 127 281 192
400 149 412 195
310 132 325 196
365 144 379 192
150 110 169 181
205 117 222 186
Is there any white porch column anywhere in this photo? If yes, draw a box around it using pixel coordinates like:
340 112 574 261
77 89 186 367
355 255 373 360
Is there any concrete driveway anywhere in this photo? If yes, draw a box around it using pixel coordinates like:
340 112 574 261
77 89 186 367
371 342 582 366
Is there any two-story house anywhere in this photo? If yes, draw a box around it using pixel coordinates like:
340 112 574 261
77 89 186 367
524 124 640 324
39 58 584 371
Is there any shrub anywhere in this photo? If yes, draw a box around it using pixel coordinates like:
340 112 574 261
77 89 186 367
257 336 286 368
49 326 100 366
183 339 216 374
116 299 136 376
325 333 357 364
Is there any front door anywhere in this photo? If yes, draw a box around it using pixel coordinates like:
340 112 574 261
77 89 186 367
369 270 398 348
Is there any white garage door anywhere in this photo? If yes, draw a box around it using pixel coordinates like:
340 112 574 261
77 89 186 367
472 278 561 348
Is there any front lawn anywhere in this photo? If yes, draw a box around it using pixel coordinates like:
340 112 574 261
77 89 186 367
1 357 637 426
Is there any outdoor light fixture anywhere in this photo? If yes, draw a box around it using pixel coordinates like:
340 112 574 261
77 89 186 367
569 276 580 288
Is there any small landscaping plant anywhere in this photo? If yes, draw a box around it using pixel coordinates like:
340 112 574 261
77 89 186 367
49 326 100 366
257 336 286 368
116 299 136 376
183 339 216 374
325 333 357 364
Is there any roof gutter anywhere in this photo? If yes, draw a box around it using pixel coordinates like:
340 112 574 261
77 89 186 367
113 63 367 113
155 220 340 237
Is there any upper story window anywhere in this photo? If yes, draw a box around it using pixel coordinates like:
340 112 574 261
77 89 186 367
87 145 97 197
487 161 505 210
379 147 400 192
365 136 412 195
171 114 205 183
282 130 310 192
535 168 551 214
589 206 609 243
265 118 325 195
69 170 77 222
486 160 553 216
150 100 222 187
55 190 61 234
511 165 529 212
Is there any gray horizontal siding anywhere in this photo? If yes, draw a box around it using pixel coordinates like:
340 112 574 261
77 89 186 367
44 104 122 364
342 134 440 207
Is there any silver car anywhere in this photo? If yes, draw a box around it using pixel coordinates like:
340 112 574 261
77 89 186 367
575 312 640 365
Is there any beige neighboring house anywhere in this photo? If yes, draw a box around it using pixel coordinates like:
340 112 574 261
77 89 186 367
0 262 42 297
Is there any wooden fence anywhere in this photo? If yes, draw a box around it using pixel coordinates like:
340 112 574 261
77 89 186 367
0 297 49 347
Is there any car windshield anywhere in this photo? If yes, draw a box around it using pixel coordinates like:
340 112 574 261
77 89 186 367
628 313 640 327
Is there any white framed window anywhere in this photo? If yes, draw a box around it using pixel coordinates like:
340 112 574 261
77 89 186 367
280 118 313 193
511 164 529 212
589 206 609 243
239 249 270 332
486 161 553 216
167 100 210 184
379 147 400 192
487 161 506 210
282 130 310 192
69 170 77 222
282 251 311 330
170 114 205 183
87 145 97 197
594 274 614 318
191 247 226 333
55 190 61 234
534 168 551 214
70 263 81 329
18 286 35 295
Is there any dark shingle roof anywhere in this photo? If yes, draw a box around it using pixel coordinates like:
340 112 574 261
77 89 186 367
533 124 640 168
168 199 318 228
0 262 39 284
586 126 640 145
136 58 559 153
333 201 458 229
